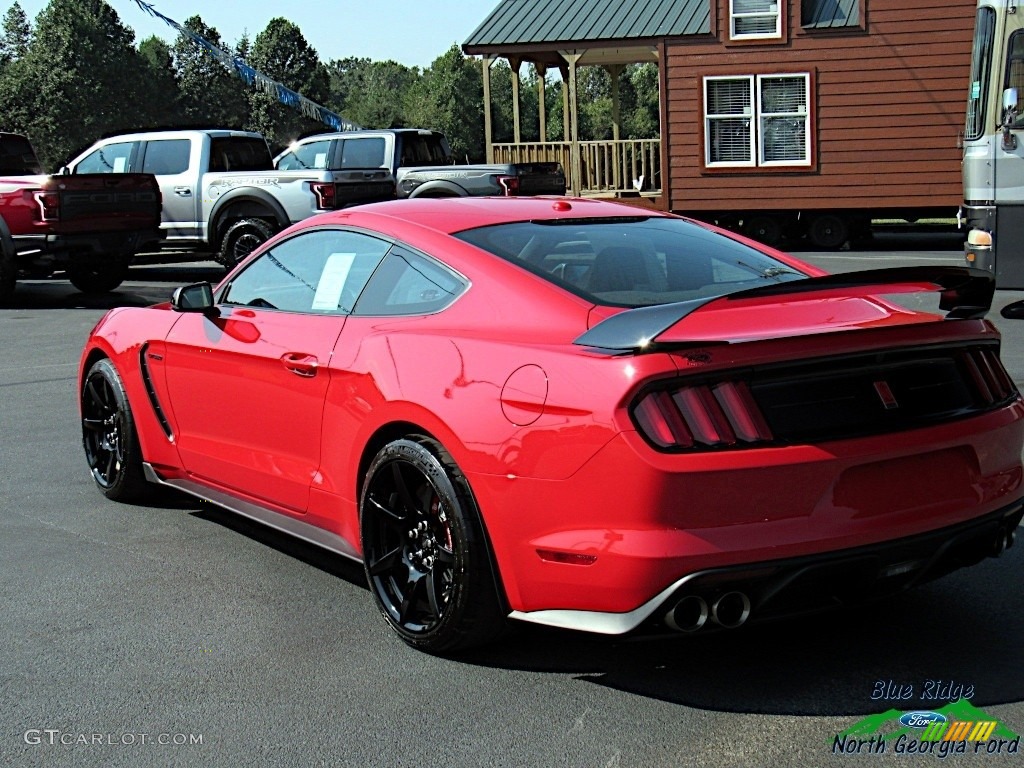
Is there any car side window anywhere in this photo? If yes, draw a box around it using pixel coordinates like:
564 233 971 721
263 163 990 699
277 140 332 171
141 139 190 175
221 229 390 314
75 142 136 174
339 137 386 168
353 245 466 316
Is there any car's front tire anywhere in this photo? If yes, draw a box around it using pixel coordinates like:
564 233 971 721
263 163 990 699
360 436 505 653
81 358 150 502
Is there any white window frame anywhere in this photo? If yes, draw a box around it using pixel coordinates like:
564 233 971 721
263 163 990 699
729 0 782 41
704 73 811 169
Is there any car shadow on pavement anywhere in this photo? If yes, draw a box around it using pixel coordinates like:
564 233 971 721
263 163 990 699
178 494 1024 717
457 547 1024 716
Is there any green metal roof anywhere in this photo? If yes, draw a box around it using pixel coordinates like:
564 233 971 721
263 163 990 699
801 0 860 29
464 0 710 49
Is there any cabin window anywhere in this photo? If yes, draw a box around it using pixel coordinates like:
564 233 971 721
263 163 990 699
730 0 782 40
704 74 811 168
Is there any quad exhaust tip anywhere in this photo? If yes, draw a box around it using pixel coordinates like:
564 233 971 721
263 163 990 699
665 591 751 633
711 591 751 629
665 595 709 633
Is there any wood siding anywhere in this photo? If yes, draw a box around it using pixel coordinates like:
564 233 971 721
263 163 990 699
664 0 973 214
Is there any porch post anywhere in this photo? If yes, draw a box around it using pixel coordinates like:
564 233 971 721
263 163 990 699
608 64 623 190
561 51 582 196
559 65 570 143
510 57 522 145
536 64 547 143
609 64 622 142
481 57 494 163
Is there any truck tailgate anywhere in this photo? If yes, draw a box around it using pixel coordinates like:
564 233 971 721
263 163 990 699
50 174 161 233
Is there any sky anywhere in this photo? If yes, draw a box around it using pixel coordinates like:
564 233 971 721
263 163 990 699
11 0 492 69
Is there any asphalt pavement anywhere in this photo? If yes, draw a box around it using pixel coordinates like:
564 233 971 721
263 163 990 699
2 235 1022 767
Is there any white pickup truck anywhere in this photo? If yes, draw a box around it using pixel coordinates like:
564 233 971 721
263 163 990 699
65 129 395 267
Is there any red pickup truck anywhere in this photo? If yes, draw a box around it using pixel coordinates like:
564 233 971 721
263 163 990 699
0 133 161 304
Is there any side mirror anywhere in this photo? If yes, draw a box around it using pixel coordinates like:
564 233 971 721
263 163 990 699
171 282 216 313
1002 88 1019 150
58 165 71 175
1003 88 1018 113
1001 300 1024 319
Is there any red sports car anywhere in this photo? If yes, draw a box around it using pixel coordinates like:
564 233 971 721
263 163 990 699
79 197 1024 652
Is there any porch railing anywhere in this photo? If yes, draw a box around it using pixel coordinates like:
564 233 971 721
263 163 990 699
492 139 661 195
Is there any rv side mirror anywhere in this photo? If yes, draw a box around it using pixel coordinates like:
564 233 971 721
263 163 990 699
1003 88 1018 114
1002 89 1019 150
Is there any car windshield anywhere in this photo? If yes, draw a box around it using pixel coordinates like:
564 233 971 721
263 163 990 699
453 217 807 308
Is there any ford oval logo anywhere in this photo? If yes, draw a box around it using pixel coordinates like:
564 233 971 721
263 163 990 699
899 712 947 729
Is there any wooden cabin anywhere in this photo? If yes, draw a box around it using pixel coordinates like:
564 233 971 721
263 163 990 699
463 0 972 247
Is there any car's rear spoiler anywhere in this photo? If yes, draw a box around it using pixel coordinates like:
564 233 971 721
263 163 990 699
573 266 995 353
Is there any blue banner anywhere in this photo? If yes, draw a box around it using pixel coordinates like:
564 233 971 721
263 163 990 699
130 0 360 131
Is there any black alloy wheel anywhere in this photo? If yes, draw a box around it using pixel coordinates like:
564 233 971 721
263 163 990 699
360 437 504 653
81 358 149 501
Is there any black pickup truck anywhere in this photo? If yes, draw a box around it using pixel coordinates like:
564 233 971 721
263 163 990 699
275 128 566 199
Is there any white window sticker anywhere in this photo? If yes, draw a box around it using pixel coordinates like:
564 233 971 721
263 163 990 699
113 157 128 172
311 252 356 310
314 152 328 168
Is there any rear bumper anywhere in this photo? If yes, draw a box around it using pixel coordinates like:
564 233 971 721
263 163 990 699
13 229 162 261
473 401 1024 619
508 499 1022 635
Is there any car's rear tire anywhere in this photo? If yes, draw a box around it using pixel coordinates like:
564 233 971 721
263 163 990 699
81 358 150 502
219 218 275 269
67 257 130 294
0 249 15 306
360 436 505 653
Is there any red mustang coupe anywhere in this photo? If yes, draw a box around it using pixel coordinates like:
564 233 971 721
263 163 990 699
79 198 1023 652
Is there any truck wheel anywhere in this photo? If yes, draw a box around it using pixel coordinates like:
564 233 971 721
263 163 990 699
0 250 15 306
743 215 783 247
219 218 276 269
67 257 130 294
807 213 850 250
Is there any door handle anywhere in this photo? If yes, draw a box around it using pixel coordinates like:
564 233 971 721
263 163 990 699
174 187 192 197
281 352 318 377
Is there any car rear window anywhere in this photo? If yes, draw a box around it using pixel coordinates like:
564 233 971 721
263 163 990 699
209 137 274 172
453 217 807 308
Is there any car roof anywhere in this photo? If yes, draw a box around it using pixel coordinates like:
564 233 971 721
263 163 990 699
323 197 664 236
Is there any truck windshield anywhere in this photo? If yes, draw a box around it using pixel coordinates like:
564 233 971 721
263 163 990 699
966 6 996 140
209 137 273 172
455 217 807 308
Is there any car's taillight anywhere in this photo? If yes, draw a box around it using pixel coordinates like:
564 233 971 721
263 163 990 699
497 174 520 196
632 381 773 451
963 348 1018 404
311 181 336 210
33 190 60 221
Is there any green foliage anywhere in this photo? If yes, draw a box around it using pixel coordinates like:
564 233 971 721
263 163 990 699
171 16 248 130
0 0 148 170
405 45 484 162
0 0 662 171
247 17 330 149
0 1 29 68
327 57 420 129
137 36 179 129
